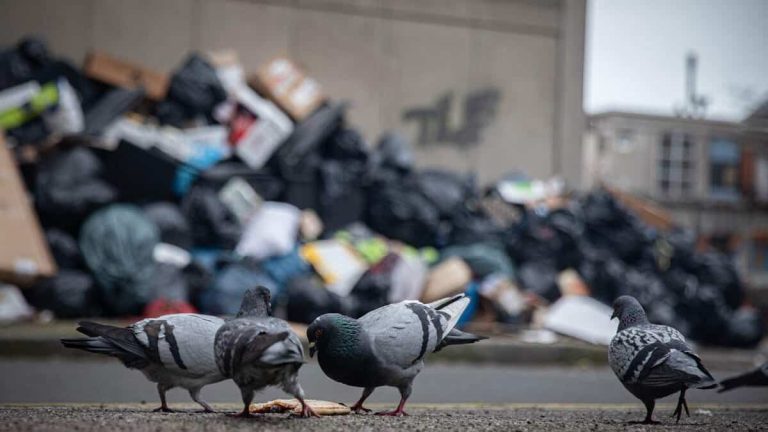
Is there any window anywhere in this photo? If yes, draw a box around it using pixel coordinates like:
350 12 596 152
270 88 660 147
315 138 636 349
658 131 695 198
709 138 741 201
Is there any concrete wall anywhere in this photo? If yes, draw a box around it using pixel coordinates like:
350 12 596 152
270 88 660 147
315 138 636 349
0 0 586 185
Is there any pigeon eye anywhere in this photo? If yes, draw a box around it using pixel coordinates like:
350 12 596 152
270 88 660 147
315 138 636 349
315 329 323 338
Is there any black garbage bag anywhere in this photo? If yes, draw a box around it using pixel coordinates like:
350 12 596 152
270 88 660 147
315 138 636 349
154 100 188 128
319 159 367 232
0 36 51 89
183 260 213 310
162 54 227 122
284 275 353 324
449 207 505 245
349 253 399 317
29 269 100 318
199 259 277 315
181 185 242 248
506 215 563 265
664 228 698 269
45 229 83 270
414 169 475 219
577 249 626 304
687 252 744 310
323 127 369 162
79 204 159 316
83 87 145 136
580 188 650 264
6 118 50 144
366 181 442 247
675 282 731 344
270 102 346 176
147 262 190 302
517 260 559 302
370 131 413 176
622 269 678 327
442 242 513 279
35 147 117 232
724 307 765 348
99 141 180 203
143 202 193 250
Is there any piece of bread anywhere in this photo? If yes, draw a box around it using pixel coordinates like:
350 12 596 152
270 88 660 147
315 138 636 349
250 399 351 416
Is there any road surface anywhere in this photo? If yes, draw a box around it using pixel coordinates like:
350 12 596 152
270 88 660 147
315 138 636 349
0 404 766 432
0 358 765 405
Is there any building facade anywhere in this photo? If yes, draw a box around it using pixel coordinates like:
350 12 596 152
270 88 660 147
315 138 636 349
0 0 586 186
584 110 768 291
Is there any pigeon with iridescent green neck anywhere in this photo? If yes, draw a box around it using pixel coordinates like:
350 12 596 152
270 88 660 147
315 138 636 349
307 294 486 416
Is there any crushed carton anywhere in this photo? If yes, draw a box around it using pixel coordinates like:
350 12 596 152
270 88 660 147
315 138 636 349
249 57 326 121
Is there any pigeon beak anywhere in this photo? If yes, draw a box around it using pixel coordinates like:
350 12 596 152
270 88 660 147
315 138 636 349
309 341 316 358
610 309 618 320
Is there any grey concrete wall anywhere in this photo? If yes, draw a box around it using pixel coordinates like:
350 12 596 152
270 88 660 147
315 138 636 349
0 0 585 185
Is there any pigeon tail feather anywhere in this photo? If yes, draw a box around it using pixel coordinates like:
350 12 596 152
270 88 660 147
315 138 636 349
434 328 487 352
431 294 470 339
61 337 149 369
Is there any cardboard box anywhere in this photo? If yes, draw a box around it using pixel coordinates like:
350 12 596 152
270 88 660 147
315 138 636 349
0 134 56 285
84 51 169 101
249 58 326 121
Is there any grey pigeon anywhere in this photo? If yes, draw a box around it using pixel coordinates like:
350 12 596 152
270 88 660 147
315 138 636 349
718 362 768 392
608 295 716 424
306 293 486 416
214 286 317 418
61 313 226 412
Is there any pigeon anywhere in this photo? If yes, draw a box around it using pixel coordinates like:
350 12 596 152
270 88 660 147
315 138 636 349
718 362 768 392
61 313 226 412
214 286 317 418
306 293 486 416
608 295 716 424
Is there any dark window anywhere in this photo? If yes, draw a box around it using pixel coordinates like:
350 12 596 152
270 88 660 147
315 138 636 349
709 138 741 201
658 131 695 198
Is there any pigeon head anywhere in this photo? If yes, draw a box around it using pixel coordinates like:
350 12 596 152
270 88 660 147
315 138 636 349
236 286 272 318
307 313 360 358
611 295 649 330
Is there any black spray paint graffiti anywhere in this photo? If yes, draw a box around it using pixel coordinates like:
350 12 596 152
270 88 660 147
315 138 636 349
402 88 501 148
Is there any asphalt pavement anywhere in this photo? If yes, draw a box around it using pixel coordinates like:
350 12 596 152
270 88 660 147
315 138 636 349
1 358 765 405
1 404 767 432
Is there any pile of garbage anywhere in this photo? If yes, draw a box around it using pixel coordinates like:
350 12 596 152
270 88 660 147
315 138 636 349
0 37 763 348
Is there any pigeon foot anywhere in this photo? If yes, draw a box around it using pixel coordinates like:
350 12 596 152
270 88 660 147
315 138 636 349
296 402 320 418
351 405 372 414
152 406 176 413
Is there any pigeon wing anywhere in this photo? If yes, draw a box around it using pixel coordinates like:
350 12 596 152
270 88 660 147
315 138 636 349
359 295 469 369
611 324 713 387
132 314 224 376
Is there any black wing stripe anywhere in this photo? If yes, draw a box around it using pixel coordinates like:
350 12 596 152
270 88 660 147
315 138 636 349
406 303 430 364
425 307 444 346
143 320 164 364
162 321 187 370
622 342 668 383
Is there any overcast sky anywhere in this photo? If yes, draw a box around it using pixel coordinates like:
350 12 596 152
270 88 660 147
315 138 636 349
585 0 768 121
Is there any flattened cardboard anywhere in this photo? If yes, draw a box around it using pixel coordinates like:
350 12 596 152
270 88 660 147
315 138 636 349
84 51 169 101
249 58 326 121
0 133 56 285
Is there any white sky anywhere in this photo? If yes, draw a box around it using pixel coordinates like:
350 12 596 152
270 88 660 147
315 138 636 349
585 0 768 121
